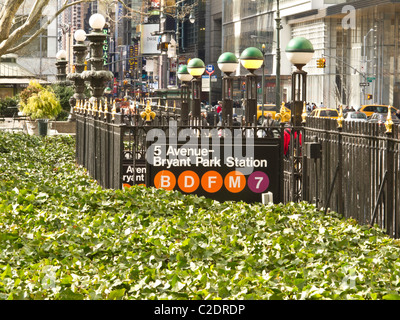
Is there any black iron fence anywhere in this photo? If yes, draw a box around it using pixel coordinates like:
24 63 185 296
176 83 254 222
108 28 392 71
302 118 400 238
75 102 285 204
75 103 400 238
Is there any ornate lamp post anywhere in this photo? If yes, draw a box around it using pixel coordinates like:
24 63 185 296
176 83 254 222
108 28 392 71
174 2 195 86
67 29 87 120
239 47 264 125
285 37 314 127
177 64 193 125
187 58 205 120
285 36 314 203
81 13 113 105
55 50 68 84
217 52 239 125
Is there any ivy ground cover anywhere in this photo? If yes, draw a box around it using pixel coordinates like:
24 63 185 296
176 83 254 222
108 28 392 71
1 132 400 300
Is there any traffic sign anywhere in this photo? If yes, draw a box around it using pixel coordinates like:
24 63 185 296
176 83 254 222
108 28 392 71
367 76 376 82
359 82 369 87
206 64 215 75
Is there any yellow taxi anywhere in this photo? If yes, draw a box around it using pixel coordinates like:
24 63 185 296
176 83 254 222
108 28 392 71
309 108 339 119
359 104 398 118
257 103 291 122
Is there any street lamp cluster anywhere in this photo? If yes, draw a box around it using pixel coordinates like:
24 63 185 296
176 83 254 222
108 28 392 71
157 0 196 90
56 13 114 120
60 13 314 130
176 36 314 128
175 47 264 126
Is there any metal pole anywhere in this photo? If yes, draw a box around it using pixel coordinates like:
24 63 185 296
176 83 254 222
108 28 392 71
209 74 212 107
362 28 374 105
175 5 180 87
275 0 282 110
262 44 265 122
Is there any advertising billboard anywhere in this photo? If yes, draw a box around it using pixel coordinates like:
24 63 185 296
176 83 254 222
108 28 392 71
140 24 160 55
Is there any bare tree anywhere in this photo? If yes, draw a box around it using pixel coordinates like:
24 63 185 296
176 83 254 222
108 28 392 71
0 0 149 57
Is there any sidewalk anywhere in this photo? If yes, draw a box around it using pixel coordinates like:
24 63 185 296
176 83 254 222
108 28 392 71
0 117 74 136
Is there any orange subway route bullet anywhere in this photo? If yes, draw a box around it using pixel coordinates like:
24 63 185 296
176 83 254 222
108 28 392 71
224 171 246 193
201 171 223 193
178 171 200 193
154 170 176 191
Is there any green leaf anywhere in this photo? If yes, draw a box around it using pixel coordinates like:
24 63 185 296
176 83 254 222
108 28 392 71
58 289 84 300
383 294 400 300
108 288 126 300
1 265 12 280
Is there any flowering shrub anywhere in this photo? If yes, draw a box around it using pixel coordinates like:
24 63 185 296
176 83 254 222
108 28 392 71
19 81 61 120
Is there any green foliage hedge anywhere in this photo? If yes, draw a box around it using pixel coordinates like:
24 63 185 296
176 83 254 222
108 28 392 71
0 97 18 117
1 132 400 300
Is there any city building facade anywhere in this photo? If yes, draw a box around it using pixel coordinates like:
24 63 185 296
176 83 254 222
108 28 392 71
6 0 400 109
11 0 60 83
288 0 400 108
221 0 400 109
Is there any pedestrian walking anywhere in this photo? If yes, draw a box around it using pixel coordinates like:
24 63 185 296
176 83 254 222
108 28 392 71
216 101 222 123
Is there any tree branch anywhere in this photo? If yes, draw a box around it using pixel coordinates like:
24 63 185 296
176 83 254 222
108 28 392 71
0 0 25 42
1 0 93 55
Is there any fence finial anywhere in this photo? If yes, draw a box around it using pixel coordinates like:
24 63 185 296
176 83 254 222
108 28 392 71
99 100 103 115
141 99 156 122
104 99 108 119
301 101 307 123
276 101 290 123
173 100 176 112
385 105 393 134
112 100 116 121
94 99 98 116
337 105 344 129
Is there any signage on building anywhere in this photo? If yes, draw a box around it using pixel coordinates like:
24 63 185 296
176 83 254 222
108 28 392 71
140 24 160 55
127 44 138 75
149 0 160 9
103 28 110 66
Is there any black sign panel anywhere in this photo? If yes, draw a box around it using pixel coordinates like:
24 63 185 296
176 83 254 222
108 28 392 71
146 136 282 203
122 160 146 187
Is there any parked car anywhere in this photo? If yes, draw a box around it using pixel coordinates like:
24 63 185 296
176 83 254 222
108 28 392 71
359 104 399 118
309 108 339 119
257 104 283 121
368 112 400 125
344 111 368 122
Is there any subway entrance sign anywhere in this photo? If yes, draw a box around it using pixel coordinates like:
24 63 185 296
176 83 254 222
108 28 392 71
145 133 283 203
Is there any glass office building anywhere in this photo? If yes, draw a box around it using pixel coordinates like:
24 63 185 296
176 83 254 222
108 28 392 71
287 1 400 108
222 0 286 104
223 0 400 108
